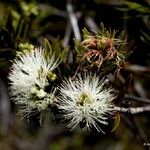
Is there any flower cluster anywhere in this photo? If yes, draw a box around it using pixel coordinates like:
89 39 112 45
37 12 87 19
57 73 116 133
9 47 58 115
8 26 124 132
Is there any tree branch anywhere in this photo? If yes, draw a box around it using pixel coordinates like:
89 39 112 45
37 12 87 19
67 1 81 40
114 106 150 114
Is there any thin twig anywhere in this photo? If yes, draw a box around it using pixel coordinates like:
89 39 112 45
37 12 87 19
85 17 99 32
114 106 150 114
124 94 150 103
113 90 150 103
125 65 150 73
67 1 81 40
115 74 132 104
62 22 72 47
39 4 67 18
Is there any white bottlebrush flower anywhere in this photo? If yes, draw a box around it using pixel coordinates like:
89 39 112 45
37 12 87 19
8 47 58 115
58 73 116 133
